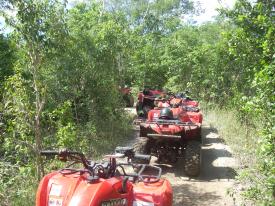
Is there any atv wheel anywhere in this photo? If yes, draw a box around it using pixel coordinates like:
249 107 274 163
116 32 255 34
133 137 150 154
184 140 201 177
136 102 144 117
139 127 147 137
133 137 150 165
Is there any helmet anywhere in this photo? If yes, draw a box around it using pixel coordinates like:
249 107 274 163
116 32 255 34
159 108 173 119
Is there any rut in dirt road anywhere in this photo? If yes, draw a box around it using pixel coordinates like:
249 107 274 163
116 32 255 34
126 116 238 206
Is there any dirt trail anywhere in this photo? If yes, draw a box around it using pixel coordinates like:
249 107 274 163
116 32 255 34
125 108 238 206
164 123 237 206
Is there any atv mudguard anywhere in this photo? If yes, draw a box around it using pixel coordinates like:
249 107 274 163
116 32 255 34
36 172 172 206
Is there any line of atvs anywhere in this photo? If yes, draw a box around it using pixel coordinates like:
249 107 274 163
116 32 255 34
36 89 202 206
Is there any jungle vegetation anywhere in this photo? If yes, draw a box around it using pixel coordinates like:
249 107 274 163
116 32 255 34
0 0 274 205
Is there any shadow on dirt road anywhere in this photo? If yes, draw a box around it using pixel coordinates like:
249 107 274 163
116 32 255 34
159 124 237 206
152 125 237 181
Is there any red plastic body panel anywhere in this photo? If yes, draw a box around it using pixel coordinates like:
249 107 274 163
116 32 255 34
36 172 172 206
133 179 173 206
182 99 199 107
170 97 199 107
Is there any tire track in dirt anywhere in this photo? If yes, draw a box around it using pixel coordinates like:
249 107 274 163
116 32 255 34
125 108 238 206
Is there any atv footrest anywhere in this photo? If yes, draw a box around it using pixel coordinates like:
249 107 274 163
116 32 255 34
133 154 151 164
147 134 181 139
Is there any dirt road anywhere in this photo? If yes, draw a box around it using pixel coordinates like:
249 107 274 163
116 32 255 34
125 108 238 206
164 123 237 206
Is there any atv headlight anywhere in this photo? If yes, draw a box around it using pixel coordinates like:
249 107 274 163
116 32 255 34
101 198 127 206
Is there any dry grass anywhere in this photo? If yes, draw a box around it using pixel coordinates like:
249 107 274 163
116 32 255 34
202 103 258 168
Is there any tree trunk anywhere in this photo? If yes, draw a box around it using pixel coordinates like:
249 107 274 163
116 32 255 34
35 113 44 180
29 46 45 180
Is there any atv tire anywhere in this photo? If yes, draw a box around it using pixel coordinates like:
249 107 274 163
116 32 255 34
136 102 144 117
184 140 201 177
139 127 147 137
133 137 150 165
133 137 150 154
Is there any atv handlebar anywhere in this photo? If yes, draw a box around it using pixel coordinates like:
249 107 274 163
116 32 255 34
41 148 161 184
40 149 90 169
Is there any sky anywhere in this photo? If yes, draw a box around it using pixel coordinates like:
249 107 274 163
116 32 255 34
0 0 236 33
0 17 5 32
192 0 236 23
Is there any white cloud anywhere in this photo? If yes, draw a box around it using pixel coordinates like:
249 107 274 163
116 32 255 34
0 16 6 33
192 0 236 23
0 5 17 33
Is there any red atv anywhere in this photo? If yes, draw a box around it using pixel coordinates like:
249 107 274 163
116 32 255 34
136 89 164 118
36 147 172 206
134 106 203 177
170 97 200 112
173 92 199 107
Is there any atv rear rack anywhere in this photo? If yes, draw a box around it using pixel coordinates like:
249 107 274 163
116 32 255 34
147 134 181 139
144 119 198 126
